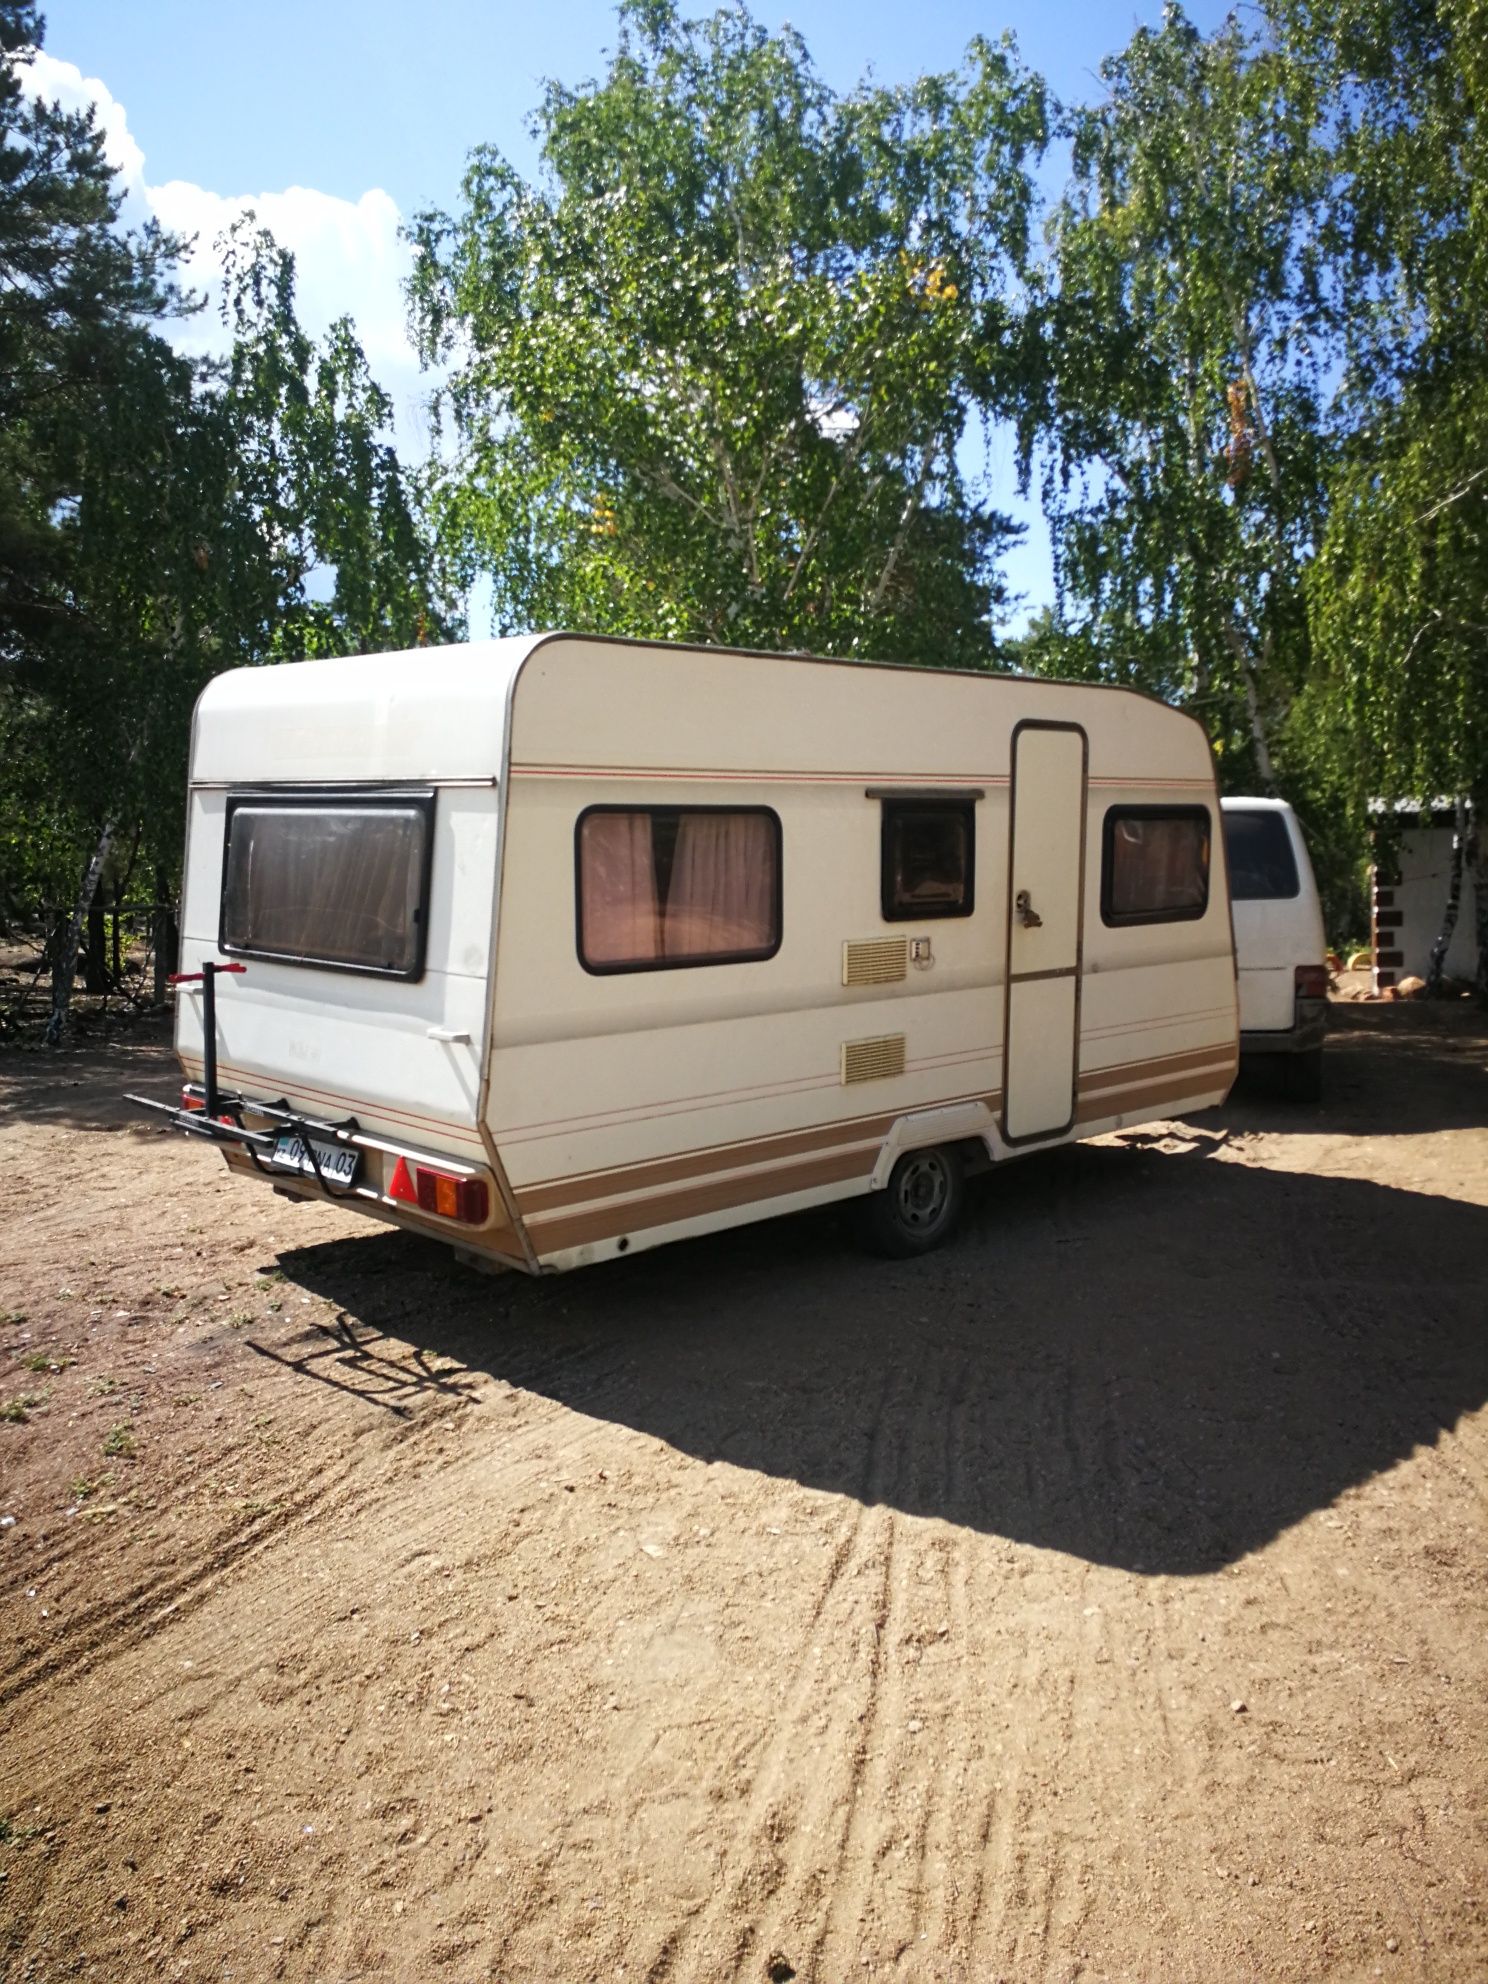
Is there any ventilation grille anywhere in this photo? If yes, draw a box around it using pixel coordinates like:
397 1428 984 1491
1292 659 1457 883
841 1033 907 1085
842 937 908 987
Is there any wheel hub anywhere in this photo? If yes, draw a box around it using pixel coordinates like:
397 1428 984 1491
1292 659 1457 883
896 1152 949 1229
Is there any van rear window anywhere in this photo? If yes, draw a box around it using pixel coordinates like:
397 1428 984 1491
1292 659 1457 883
1222 809 1300 900
220 790 434 978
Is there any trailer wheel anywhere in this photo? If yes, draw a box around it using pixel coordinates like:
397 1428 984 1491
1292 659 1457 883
860 1145 965 1258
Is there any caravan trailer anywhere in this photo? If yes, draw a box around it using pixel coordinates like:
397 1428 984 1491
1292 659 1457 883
135 634 1240 1271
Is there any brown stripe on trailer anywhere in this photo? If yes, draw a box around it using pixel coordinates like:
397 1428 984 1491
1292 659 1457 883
515 1108 907 1216
1073 1063 1236 1127
513 1087 1003 1213
527 1143 881 1254
1076 1042 1238 1095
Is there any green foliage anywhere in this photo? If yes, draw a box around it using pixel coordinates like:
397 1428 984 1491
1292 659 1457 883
408 0 1047 666
1276 0 1488 812
0 6 458 1023
4 0 1486 999
1037 8 1333 799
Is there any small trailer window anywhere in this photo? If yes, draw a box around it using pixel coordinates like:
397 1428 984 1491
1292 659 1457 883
1102 807 1210 925
881 801 975 920
577 807 781 973
1222 809 1300 900
220 790 434 978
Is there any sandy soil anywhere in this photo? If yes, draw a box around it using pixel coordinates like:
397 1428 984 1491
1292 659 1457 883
1 1005 1485 1983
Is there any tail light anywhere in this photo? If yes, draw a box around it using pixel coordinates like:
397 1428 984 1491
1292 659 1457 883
1295 964 1329 1000
386 1154 488 1225
181 1089 233 1125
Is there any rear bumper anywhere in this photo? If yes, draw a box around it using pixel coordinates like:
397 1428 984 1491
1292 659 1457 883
1239 998 1328 1056
128 1080 523 1260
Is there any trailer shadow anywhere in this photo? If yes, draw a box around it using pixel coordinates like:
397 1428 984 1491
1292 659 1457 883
276 1133 1486 1579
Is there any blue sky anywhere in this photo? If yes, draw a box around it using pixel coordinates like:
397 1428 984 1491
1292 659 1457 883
33 0 1232 629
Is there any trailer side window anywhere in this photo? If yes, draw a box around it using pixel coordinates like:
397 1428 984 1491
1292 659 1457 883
577 807 782 973
1101 806 1210 925
220 790 434 978
880 801 975 920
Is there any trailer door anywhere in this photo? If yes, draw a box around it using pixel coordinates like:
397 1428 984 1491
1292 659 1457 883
1002 723 1088 1142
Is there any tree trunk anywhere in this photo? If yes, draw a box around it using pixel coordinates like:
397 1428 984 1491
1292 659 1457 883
1427 798 1468 993
44 824 115 1045
84 895 109 995
1221 622 1279 791
111 884 123 986
152 866 177 1007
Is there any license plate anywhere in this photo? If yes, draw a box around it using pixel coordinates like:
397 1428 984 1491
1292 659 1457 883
269 1132 360 1187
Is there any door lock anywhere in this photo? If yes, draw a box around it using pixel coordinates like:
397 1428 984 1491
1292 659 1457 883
1015 889 1043 929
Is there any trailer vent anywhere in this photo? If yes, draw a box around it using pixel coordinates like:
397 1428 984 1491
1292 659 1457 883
841 1033 907 1085
842 937 908 987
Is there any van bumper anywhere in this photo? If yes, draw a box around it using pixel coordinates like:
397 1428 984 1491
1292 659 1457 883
1239 997 1328 1056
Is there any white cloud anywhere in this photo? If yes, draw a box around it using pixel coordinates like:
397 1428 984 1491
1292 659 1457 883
18 50 430 445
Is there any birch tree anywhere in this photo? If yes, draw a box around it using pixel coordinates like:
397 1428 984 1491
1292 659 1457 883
407 0 1047 668
1275 0 1488 993
1038 8 1332 789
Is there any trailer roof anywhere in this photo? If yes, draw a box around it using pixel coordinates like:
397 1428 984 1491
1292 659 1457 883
191 631 1211 787
191 637 540 784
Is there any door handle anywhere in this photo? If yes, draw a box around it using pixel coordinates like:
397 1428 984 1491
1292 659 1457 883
1015 889 1043 929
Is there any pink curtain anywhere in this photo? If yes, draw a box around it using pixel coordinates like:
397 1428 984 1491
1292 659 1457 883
664 813 776 958
580 812 661 965
1113 816 1208 914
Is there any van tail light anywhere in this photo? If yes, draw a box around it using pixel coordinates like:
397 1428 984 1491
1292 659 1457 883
1295 964 1329 1000
386 1154 487 1224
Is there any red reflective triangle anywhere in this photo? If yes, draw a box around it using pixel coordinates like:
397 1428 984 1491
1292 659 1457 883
387 1155 418 1203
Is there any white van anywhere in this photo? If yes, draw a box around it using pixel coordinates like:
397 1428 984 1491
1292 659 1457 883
1220 797 1328 1100
134 635 1240 1272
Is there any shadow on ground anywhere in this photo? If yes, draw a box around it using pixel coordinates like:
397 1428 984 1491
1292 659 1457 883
0 1023 174 1131
1225 997 1488 1134
275 1120 1486 1580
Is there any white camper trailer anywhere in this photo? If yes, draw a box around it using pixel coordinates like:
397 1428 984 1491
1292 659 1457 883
139 634 1239 1272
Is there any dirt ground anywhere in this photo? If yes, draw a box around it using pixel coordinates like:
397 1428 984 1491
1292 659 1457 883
0 1004 1484 1984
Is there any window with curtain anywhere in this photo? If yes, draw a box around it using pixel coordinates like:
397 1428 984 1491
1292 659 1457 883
220 790 434 977
1101 807 1211 925
576 807 781 972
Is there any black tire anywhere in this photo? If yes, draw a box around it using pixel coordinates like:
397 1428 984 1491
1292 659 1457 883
1281 1047 1323 1103
860 1144 965 1258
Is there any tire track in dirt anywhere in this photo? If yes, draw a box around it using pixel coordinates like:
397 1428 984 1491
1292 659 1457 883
641 1361 919 1984
900 1349 976 1968
969 1332 1079 1976
0 1353 623 1719
804 1349 957 1974
0 1436 373 1713
915 1349 997 1969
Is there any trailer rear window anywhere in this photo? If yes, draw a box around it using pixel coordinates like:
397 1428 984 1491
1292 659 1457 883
577 807 781 972
220 790 434 978
1222 809 1300 900
1102 807 1210 925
